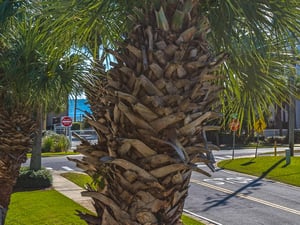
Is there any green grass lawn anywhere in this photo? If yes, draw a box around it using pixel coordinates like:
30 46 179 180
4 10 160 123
7 173 204 225
6 189 91 225
27 151 79 158
181 214 204 225
61 172 94 188
218 156 300 187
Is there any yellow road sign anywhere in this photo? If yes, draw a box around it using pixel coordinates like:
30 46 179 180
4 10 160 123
254 119 266 133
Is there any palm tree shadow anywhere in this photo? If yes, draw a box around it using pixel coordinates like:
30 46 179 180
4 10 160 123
202 157 285 211
219 157 256 168
240 158 256 166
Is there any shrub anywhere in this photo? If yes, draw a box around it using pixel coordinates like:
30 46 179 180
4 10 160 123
71 122 81 130
42 136 55 152
42 131 70 152
15 167 52 189
55 135 70 152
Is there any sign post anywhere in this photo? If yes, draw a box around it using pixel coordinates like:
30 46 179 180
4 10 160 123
254 118 266 157
52 117 61 133
285 148 291 165
61 116 73 149
229 118 240 159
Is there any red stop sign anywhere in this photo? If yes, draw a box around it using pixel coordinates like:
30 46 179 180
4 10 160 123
229 119 240 131
61 116 73 127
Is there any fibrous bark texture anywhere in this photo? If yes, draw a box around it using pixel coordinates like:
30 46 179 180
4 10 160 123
72 1 227 224
0 106 35 225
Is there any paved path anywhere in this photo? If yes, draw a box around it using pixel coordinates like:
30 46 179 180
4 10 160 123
51 171 95 213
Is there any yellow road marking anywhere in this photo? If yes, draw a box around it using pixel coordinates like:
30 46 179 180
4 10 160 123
190 179 300 216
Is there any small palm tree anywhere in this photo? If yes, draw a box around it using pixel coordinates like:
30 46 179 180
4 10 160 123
0 4 35 223
0 2 89 223
29 53 88 171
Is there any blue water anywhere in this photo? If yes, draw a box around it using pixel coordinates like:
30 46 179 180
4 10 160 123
68 99 91 121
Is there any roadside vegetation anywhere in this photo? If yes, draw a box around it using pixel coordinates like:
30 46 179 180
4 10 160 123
181 215 205 225
6 190 91 225
8 171 205 225
14 167 52 190
8 186 204 225
61 172 93 189
26 151 79 158
218 156 300 187
6 191 204 225
41 131 71 153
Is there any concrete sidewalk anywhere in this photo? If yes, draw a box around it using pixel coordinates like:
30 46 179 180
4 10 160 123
51 171 96 213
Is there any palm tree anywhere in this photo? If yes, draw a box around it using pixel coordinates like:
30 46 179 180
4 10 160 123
21 0 300 224
0 3 34 224
29 53 88 171
0 2 89 223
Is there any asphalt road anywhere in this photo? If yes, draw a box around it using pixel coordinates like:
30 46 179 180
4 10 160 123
24 147 280 173
185 166 300 225
23 147 300 225
23 155 83 172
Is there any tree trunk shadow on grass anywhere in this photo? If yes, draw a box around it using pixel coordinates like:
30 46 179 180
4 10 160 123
203 157 286 211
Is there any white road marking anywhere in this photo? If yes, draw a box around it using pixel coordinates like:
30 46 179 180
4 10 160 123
196 164 207 168
226 177 253 184
215 156 226 160
183 209 223 225
45 167 53 170
204 177 226 185
203 176 254 185
62 166 74 171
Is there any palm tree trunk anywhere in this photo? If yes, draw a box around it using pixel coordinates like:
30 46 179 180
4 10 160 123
0 151 26 225
71 1 226 224
29 128 42 171
0 106 35 222
30 106 44 171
